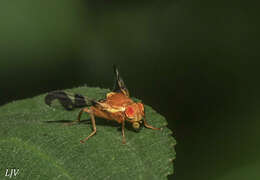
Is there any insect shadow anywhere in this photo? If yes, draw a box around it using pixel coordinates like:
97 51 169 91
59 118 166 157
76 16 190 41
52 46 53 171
43 118 143 132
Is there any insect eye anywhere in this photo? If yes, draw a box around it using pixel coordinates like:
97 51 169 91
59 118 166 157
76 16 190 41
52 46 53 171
125 106 135 118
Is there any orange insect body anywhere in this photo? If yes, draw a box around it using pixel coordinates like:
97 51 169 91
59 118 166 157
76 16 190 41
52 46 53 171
46 66 160 144
92 92 144 123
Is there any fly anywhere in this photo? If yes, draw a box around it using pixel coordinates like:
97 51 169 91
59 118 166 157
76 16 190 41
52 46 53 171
45 65 161 144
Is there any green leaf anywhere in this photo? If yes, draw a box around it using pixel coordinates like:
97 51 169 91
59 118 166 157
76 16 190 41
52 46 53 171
0 86 176 180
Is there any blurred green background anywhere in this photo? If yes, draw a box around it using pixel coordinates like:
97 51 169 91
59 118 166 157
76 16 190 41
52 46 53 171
0 0 259 180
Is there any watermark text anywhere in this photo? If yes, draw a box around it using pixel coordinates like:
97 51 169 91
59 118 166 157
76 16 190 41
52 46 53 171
5 169 19 178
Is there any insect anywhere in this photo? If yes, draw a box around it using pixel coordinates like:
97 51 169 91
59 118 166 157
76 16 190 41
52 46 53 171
45 66 161 144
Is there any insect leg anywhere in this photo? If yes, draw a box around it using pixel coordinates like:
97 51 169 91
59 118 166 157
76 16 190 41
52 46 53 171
63 108 84 126
121 120 126 144
143 116 161 130
80 108 97 143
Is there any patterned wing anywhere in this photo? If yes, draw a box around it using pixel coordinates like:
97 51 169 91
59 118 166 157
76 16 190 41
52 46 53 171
45 90 96 110
113 65 130 97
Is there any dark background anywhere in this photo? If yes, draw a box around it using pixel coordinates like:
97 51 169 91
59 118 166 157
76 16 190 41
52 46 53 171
1 1 259 180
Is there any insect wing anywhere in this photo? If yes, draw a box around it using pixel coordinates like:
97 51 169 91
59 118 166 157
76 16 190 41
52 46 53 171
45 91 92 110
113 65 130 97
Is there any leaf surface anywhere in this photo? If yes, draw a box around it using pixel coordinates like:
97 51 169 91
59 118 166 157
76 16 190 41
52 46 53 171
0 87 176 180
